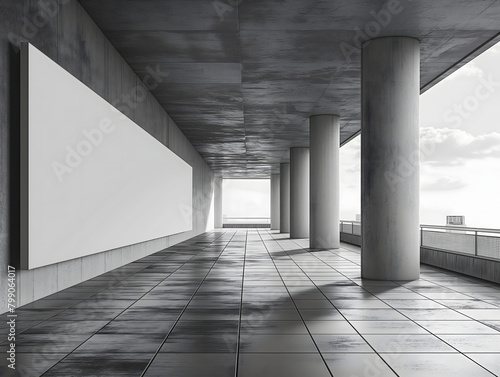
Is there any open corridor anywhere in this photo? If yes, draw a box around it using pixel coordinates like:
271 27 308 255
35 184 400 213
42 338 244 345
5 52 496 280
2 229 500 376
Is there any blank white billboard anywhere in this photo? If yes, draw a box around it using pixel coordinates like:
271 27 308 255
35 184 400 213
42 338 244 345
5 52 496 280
20 43 192 270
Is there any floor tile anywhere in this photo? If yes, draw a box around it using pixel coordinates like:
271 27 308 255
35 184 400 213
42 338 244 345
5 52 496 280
299 308 344 321
381 353 496 377
305 320 357 335
144 353 235 377
74 334 165 353
113 308 181 321
42 353 151 376
416 320 499 334
339 308 408 321
466 353 500 376
1 353 66 377
239 334 317 353
435 299 499 309
439 335 500 352
350 320 429 335
484 321 500 331
50 308 125 321
330 299 390 309
240 320 308 334
293 299 335 309
383 299 446 309
98 320 175 335
313 334 372 353
364 334 457 353
160 333 238 353
238 353 331 377
324 353 397 376
399 308 469 321
456 309 500 321
25 320 108 335
0 334 88 354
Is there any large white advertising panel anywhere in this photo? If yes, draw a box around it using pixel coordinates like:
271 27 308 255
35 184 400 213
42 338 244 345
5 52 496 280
20 43 192 270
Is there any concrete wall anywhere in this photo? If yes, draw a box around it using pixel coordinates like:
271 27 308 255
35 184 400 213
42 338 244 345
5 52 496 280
421 247 500 284
0 0 214 311
340 233 361 247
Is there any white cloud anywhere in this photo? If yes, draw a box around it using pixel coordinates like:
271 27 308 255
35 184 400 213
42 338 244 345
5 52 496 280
421 176 468 191
421 127 500 165
447 62 484 80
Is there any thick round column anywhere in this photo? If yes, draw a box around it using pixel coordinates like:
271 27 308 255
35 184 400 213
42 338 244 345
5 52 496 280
361 37 420 280
290 148 309 239
270 174 280 230
214 177 223 228
310 115 340 249
280 163 290 233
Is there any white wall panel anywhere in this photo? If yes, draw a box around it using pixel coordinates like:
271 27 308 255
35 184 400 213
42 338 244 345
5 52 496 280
20 43 192 270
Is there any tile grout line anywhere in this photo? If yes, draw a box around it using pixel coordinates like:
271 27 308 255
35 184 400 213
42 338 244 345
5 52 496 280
282 234 500 376
256 229 336 377
139 229 238 377
265 231 401 377
35 244 198 375
39 231 228 376
234 229 249 377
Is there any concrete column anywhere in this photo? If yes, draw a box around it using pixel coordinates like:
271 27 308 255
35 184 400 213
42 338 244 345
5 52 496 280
310 115 340 249
270 174 280 230
361 37 420 280
214 177 223 228
280 163 290 233
290 148 309 239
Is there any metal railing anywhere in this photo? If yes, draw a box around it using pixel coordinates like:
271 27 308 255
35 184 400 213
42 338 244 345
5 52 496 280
339 221 500 260
223 217 271 224
340 220 361 236
420 224 500 260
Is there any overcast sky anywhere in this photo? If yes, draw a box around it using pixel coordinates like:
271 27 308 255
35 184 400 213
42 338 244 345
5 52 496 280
222 179 270 219
341 41 500 228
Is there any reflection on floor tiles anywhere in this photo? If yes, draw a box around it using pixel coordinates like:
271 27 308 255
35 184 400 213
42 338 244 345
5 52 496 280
1 229 499 376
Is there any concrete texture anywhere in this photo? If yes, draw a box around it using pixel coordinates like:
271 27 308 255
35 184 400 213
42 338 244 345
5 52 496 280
290 148 310 239
309 115 340 250
271 174 280 230
421 247 500 284
361 37 420 281
0 0 214 311
214 177 223 228
279 163 290 234
76 0 500 177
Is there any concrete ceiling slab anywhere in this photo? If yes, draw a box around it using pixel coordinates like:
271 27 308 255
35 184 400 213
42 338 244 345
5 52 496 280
78 0 500 177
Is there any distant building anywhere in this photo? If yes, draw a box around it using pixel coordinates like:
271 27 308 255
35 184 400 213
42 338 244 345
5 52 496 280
447 216 466 226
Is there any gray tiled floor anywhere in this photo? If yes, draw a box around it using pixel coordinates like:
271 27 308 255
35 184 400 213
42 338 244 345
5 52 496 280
1 229 500 376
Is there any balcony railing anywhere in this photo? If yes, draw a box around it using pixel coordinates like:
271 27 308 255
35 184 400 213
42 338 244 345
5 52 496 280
339 220 500 260
420 224 500 260
340 220 361 236
223 217 271 228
